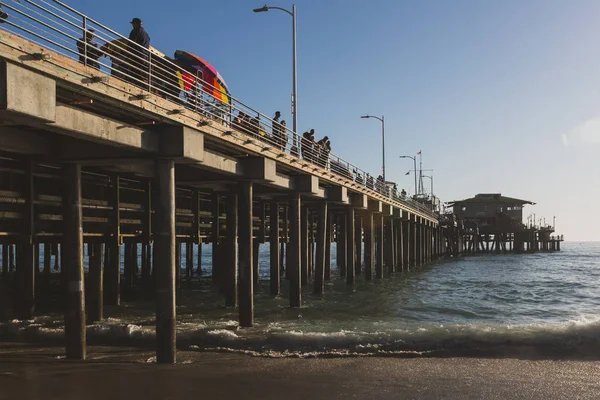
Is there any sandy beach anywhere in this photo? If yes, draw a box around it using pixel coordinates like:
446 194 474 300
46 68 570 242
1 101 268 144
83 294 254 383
0 343 599 400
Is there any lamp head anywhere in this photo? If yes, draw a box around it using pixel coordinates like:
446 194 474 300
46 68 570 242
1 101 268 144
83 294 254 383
360 115 370 119
253 5 270 12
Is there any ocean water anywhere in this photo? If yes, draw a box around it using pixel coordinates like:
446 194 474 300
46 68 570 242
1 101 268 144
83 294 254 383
2 242 600 358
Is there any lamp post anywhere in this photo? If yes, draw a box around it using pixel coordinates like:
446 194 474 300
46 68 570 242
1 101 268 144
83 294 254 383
422 175 434 211
253 4 298 136
399 155 417 196
361 115 385 184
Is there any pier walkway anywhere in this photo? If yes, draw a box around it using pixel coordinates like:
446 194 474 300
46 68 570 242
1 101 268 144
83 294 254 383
0 0 442 362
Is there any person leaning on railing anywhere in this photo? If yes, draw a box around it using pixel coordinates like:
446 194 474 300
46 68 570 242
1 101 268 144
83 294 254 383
316 136 329 168
76 29 101 69
301 129 315 162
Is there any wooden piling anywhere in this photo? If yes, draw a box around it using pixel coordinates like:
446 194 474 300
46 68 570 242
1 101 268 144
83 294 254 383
355 216 362 276
288 193 301 308
212 192 220 286
314 201 327 294
175 240 181 290
402 218 410 271
17 158 35 320
375 213 383 279
253 238 260 285
154 159 176 364
338 213 347 277
384 217 394 274
269 201 280 296
280 241 285 276
123 242 133 292
397 220 403 270
186 242 193 280
238 183 254 327
141 243 152 297
63 163 85 360
324 212 332 281
197 243 203 276
346 207 356 285
415 220 422 267
105 174 120 306
301 206 309 285
87 243 103 323
225 193 238 307
364 211 374 280
2 244 8 279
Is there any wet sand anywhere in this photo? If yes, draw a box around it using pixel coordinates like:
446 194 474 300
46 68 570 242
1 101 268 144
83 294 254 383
1 343 599 399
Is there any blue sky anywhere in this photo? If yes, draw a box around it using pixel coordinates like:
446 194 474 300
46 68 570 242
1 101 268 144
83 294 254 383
65 0 600 240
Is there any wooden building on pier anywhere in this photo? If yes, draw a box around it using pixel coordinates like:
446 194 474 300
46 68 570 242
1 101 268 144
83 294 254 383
444 193 563 255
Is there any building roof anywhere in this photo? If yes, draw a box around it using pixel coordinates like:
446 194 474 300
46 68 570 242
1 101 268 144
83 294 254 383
446 193 535 206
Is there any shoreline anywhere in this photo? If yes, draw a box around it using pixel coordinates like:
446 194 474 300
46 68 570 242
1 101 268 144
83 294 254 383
1 343 599 400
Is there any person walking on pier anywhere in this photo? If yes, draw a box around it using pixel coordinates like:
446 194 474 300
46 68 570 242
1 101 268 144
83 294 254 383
77 29 102 69
127 17 150 87
272 111 285 150
279 120 288 151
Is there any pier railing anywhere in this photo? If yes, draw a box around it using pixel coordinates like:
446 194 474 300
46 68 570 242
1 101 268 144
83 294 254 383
0 0 436 218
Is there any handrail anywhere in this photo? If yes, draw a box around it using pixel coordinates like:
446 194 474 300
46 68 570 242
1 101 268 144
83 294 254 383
0 0 438 219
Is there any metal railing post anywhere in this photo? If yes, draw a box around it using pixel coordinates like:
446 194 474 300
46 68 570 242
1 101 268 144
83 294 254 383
82 15 87 67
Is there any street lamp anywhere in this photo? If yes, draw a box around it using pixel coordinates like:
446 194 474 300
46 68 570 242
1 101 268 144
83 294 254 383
253 4 298 136
422 175 434 211
422 175 434 196
361 114 385 183
399 155 417 196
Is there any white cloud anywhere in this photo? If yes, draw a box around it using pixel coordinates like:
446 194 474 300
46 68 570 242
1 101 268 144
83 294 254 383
566 116 600 145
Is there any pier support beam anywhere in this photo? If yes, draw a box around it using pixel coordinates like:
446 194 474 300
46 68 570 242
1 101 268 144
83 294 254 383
314 201 327 294
346 207 356 285
384 217 394 274
337 214 346 277
87 243 103 323
63 163 85 360
396 218 404 271
270 202 280 296
301 206 309 286
411 217 417 268
212 193 221 287
253 238 260 285
238 183 254 327
105 174 120 306
288 193 301 308
375 213 384 279
403 217 410 271
16 158 35 320
416 219 422 267
154 159 176 364
2 244 8 280
324 212 332 281
355 216 362 276
364 211 374 280
225 194 238 307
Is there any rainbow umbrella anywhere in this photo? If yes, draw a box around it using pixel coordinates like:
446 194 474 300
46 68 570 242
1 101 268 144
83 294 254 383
174 50 230 104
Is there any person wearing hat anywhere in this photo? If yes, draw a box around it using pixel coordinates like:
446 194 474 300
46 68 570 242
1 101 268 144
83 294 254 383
76 29 101 69
127 17 151 86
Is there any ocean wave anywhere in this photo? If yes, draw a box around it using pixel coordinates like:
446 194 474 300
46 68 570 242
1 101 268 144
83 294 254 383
2 317 600 359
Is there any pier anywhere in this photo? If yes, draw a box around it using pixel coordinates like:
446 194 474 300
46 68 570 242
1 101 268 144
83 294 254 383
0 1 442 363
443 193 564 256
